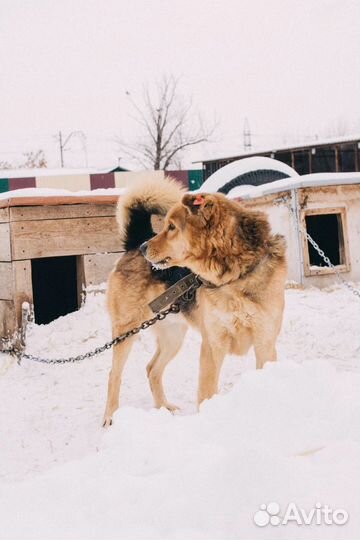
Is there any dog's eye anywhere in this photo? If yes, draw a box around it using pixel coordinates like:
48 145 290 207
168 223 176 231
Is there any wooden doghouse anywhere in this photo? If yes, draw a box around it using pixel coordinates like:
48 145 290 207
0 194 120 343
236 177 360 287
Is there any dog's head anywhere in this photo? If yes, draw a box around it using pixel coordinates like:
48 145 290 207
141 192 271 283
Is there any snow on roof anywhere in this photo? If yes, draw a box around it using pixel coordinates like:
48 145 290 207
0 166 123 179
2 169 359 207
195 133 360 164
227 172 360 200
0 186 126 202
200 156 298 193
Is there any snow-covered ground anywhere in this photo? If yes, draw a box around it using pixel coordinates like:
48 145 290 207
0 285 359 539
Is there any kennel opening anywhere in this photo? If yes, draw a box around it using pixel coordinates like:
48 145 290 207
303 208 350 277
31 255 81 325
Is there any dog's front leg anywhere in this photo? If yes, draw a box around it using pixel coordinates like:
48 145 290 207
197 336 226 406
252 324 278 369
147 321 187 411
254 341 277 369
103 335 134 427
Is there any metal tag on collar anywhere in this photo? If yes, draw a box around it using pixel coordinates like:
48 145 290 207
149 273 202 313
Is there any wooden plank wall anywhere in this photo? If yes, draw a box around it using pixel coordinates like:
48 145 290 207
8 203 118 260
0 300 16 339
0 224 11 261
0 261 33 329
9 204 116 222
0 262 12 300
10 216 120 259
0 207 9 223
83 253 121 287
12 260 33 324
0 201 121 338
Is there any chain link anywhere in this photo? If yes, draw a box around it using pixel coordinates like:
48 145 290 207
5 203 358 365
290 207 360 299
1 302 183 365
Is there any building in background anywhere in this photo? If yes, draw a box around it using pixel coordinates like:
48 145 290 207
201 157 360 289
0 167 204 193
198 136 360 181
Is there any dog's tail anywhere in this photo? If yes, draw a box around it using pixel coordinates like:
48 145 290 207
116 175 185 252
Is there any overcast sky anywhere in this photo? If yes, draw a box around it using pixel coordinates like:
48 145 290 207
0 0 359 169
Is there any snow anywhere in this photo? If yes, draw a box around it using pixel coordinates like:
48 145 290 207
0 285 360 539
0 166 123 179
200 156 360 200
0 187 126 201
2 170 360 204
226 172 360 199
200 156 298 194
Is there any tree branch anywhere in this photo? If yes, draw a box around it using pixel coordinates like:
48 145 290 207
116 74 217 170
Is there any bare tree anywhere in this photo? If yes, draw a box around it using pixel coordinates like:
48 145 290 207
20 149 47 168
0 149 47 170
0 159 12 170
118 75 215 170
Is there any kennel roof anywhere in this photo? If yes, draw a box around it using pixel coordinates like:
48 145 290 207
226 172 360 199
0 166 128 179
0 187 125 208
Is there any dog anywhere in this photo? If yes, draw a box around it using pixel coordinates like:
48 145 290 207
103 177 286 426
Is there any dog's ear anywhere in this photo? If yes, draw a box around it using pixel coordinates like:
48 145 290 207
182 193 216 221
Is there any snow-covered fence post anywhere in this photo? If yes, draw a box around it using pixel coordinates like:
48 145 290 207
19 302 31 347
290 189 304 286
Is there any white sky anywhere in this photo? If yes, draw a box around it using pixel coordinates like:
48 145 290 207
0 0 359 169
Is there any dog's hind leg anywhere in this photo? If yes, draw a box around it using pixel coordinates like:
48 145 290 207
103 333 135 427
147 321 187 411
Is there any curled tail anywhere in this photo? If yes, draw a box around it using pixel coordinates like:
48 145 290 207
117 176 185 252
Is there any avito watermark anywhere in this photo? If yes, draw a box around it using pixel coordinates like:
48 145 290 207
253 502 349 527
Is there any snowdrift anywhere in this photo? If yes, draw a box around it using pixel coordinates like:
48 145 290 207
0 287 359 539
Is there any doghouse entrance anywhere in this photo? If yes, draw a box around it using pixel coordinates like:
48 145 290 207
305 213 342 266
31 256 80 324
303 209 350 276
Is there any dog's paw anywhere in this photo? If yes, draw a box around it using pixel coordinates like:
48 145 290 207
102 416 113 428
159 402 179 413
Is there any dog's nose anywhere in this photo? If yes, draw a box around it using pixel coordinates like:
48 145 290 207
140 241 148 256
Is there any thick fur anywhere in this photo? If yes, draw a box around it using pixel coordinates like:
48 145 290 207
117 175 184 251
103 182 287 426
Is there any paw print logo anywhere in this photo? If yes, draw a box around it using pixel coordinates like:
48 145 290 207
253 502 281 527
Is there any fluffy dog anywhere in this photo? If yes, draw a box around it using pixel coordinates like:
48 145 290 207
103 177 286 426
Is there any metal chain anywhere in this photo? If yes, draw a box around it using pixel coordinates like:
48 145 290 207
1 302 183 365
5 201 358 365
290 207 360 299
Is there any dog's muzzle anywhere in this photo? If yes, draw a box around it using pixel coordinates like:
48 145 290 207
140 241 148 256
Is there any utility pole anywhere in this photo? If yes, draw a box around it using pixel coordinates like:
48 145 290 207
243 117 252 152
57 130 86 168
59 131 64 167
